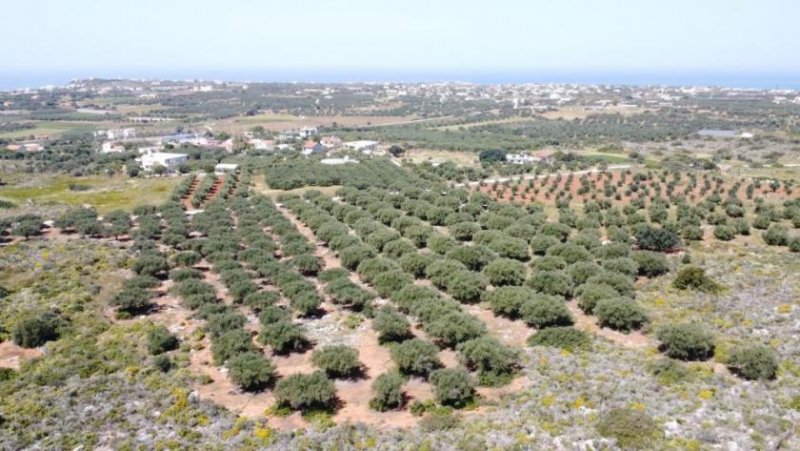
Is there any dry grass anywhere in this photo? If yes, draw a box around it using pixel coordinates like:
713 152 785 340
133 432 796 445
404 148 480 167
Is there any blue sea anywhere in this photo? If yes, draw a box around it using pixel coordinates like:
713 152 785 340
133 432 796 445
1 69 798 91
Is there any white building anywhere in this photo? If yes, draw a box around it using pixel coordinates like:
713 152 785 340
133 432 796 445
214 163 239 175
299 126 318 138
321 155 359 165
106 128 137 140
343 140 379 154
505 153 539 165
137 145 163 155
139 152 188 172
101 141 126 153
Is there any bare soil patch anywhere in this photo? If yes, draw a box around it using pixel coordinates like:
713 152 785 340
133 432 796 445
0 341 43 370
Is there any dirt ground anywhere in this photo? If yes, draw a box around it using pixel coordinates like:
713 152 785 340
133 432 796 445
565 300 652 348
0 341 43 370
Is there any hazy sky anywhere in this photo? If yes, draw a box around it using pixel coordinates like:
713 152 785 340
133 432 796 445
4 0 799 75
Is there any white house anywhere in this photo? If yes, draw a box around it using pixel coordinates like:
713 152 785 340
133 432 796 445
106 128 137 140
101 141 126 153
7 142 44 152
505 153 539 165
249 139 276 151
321 155 359 165
139 152 188 172
302 140 325 156
343 140 379 154
137 145 163 155
214 163 239 175
299 126 318 138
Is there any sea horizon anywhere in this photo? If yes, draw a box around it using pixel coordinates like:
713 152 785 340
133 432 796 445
1 69 798 91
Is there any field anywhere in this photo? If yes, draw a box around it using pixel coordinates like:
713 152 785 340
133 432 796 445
212 113 411 134
0 173 183 216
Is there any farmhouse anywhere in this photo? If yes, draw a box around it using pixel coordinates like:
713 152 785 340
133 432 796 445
506 153 539 165
214 163 239 174
343 140 379 154
299 126 318 138
6 142 44 152
138 152 188 172
100 141 126 153
302 140 325 156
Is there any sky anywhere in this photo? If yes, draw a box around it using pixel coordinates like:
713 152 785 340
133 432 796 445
2 0 799 85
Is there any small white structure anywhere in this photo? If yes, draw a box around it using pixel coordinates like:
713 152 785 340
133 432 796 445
740 132 754 139
299 126 318 138
7 142 44 152
106 128 137 140
101 141 126 153
506 153 539 165
249 139 276 151
343 140 379 154
214 163 239 175
321 155 359 165
139 152 188 172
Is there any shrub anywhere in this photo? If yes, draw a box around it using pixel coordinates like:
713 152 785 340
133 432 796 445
206 312 247 338
372 307 412 343
357 257 399 283
446 270 488 303
672 266 721 293
425 259 466 289
153 354 173 373
428 234 456 254
488 237 530 261
147 326 179 355
763 224 789 246
451 222 481 241
597 408 662 449
530 235 560 255
519 294 573 328
457 336 519 385
429 368 475 408
446 245 494 271
259 321 309 355
339 244 377 270
526 270 573 298
713 225 736 241
566 261 599 285
483 258 526 286
12 313 62 348
577 282 620 314
369 371 405 411
601 257 638 278
632 251 669 277
547 243 593 265
635 226 680 252
586 271 636 298
656 324 715 361
383 239 417 259
274 371 337 411
211 329 256 365
594 297 648 331
789 236 800 253
290 291 323 317
649 358 692 385
228 352 277 391
527 327 591 351
133 253 170 277
727 344 778 380
371 271 413 298
532 256 567 271
398 253 434 278
111 286 153 316
291 254 323 276
311 345 362 379
425 312 487 347
391 339 441 377
484 286 534 317
174 251 202 267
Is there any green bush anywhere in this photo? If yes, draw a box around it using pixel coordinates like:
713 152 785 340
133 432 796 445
274 371 337 411
483 258 526 286
727 344 778 380
211 328 257 365
526 270 573 298
763 224 789 246
577 282 620 314
635 225 681 252
527 327 591 351
339 244 377 270
457 336 519 386
390 339 441 377
259 321 309 355
713 225 736 241
672 266 721 293
111 286 154 316
594 297 648 331
228 352 277 391
597 408 662 449
632 251 669 277
12 313 62 348
429 368 475 408
789 236 800 253
398 253 434 278
656 323 715 361
369 371 405 411
206 312 247 338
446 270 488 303
311 345 362 379
446 245 494 271
152 354 173 373
291 254 323 276
147 325 179 355
425 312 487 347
372 307 412 343
484 286 534 317
425 259 466 288
519 294 573 328
133 253 170 277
